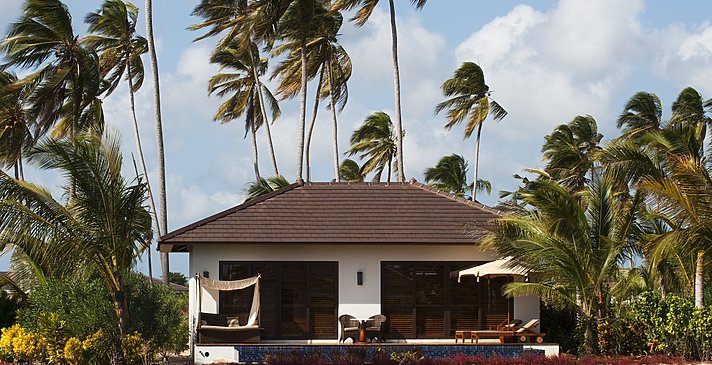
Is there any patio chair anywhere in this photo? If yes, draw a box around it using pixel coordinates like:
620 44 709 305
338 314 360 343
365 314 387 342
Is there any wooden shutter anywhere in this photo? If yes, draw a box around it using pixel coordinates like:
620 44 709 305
309 263 337 339
415 266 444 338
382 264 414 339
280 264 308 337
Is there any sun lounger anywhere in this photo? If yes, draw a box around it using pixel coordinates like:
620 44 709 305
471 319 545 344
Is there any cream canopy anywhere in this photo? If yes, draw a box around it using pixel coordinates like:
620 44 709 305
457 258 528 282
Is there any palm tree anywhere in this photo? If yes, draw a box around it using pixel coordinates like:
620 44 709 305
208 42 281 180
144 0 170 284
435 62 507 201
483 171 643 353
244 174 290 201
339 159 363 182
273 5 352 182
0 131 152 363
191 0 281 176
1 0 103 139
616 91 663 142
332 0 428 183
424 154 468 196
0 72 32 180
84 0 157 281
346 111 398 182
272 6 352 182
424 153 491 198
541 115 603 192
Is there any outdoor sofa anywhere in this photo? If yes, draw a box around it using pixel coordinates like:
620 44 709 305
197 312 262 343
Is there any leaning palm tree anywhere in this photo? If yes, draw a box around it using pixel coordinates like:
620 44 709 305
1 0 103 139
144 0 169 284
435 62 507 200
191 0 281 176
273 5 352 182
541 115 603 192
483 171 644 353
208 42 281 180
347 111 398 182
84 0 157 280
332 0 428 182
0 131 152 363
0 72 32 180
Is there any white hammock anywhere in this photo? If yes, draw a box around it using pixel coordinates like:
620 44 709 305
196 274 261 327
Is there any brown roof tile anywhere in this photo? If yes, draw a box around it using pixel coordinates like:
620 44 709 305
158 181 501 252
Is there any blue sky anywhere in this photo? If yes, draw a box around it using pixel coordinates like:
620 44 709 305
1 0 712 277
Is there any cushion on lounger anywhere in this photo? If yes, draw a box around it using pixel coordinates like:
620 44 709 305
227 316 240 327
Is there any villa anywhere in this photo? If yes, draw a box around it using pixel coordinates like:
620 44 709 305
158 181 551 363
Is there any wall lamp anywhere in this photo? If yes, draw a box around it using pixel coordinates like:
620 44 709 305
357 271 363 285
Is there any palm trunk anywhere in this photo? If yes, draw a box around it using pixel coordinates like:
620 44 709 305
250 120 261 180
249 50 279 176
111 275 129 365
145 0 169 284
18 156 23 181
305 69 324 182
326 59 340 182
472 123 483 200
13 161 18 180
128 63 160 284
695 250 704 307
296 38 308 183
388 0 405 183
387 156 392 184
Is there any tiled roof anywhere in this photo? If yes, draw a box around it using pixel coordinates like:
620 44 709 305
158 181 501 252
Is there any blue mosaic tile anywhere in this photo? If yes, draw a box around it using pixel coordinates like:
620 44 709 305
234 344 544 363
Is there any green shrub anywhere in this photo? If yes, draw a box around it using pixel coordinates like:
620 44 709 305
18 277 116 342
124 271 188 357
15 271 188 364
691 306 712 360
0 291 21 329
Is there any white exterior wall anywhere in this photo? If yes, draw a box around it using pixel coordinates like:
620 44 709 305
189 243 539 339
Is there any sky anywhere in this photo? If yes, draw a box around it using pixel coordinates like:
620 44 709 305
1 0 712 277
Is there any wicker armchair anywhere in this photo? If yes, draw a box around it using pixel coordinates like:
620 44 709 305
365 314 387 342
338 314 360 343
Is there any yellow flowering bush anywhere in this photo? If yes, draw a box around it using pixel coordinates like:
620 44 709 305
122 331 151 365
64 337 83 365
0 324 21 361
10 325 43 361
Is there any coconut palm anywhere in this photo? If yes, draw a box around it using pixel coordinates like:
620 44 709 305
144 0 169 284
616 91 663 142
483 171 644 353
191 0 281 176
272 5 351 182
0 72 32 180
423 153 492 198
346 111 399 182
541 115 603 192
332 0 428 183
435 61 507 201
208 42 281 180
84 0 157 280
0 131 152 362
244 174 290 201
339 159 363 182
1 0 103 139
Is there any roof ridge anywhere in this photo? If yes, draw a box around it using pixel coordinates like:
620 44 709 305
158 180 304 243
408 179 502 216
